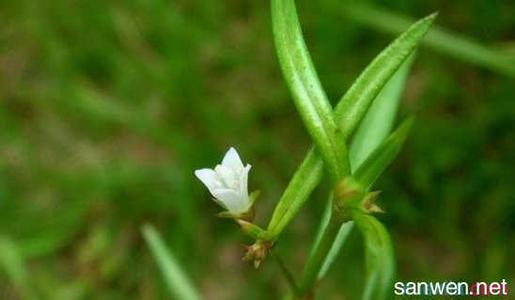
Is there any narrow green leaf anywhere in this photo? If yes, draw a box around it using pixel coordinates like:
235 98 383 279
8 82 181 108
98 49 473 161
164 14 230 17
354 117 414 190
301 197 353 281
350 55 414 171
318 220 353 279
272 0 349 181
142 225 200 300
352 212 395 300
298 205 342 295
338 2 515 78
334 13 436 140
293 196 333 296
309 198 332 256
266 148 323 237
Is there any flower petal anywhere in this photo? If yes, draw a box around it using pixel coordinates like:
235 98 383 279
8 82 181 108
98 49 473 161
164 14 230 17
215 164 238 189
221 147 244 171
194 168 220 194
213 188 248 214
239 164 251 201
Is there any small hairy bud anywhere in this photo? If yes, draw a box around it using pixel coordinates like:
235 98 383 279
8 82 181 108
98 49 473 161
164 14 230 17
243 240 273 268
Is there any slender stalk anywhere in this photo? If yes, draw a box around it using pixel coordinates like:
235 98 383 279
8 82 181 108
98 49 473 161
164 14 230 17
298 211 341 296
273 251 301 296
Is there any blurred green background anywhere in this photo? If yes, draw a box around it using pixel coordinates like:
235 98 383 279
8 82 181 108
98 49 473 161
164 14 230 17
1 0 514 299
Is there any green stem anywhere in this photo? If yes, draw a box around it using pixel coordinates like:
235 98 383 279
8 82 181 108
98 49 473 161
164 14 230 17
273 251 301 296
298 212 341 296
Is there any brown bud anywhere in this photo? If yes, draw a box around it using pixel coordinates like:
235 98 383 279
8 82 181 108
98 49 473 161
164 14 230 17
243 240 273 268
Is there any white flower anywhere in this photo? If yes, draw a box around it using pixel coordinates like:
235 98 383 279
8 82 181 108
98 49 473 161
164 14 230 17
194 147 252 214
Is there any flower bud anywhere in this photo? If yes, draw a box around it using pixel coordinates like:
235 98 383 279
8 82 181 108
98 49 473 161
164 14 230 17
243 240 273 268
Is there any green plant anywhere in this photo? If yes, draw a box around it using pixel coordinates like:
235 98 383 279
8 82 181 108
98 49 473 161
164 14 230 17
145 0 435 298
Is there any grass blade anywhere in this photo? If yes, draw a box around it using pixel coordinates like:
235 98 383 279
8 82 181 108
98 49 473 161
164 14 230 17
352 212 395 300
272 0 349 181
142 225 200 300
334 13 435 140
354 117 414 190
338 2 515 78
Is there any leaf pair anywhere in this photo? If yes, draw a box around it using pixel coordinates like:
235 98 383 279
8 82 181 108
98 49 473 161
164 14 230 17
300 63 415 298
266 0 435 244
267 0 436 298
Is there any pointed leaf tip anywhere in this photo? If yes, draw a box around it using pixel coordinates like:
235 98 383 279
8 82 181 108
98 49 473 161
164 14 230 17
425 12 439 21
353 116 415 190
394 116 415 141
335 12 436 141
